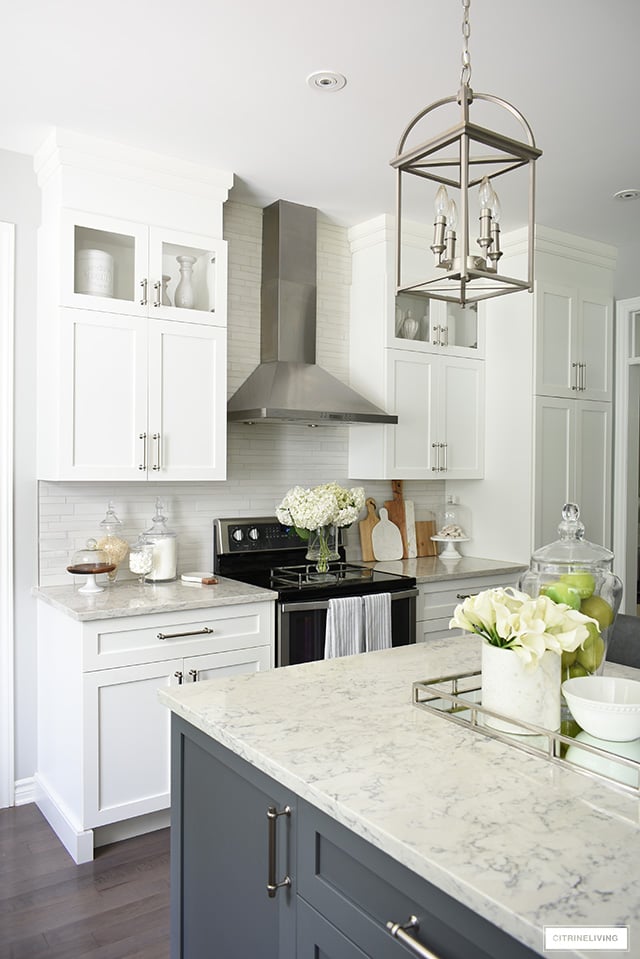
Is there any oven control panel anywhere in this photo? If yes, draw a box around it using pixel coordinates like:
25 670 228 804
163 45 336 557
215 518 306 555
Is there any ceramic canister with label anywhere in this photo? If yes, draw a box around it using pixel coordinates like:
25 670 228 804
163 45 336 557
75 249 114 297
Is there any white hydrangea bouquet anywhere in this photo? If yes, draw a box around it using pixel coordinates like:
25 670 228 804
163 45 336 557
449 586 599 670
276 483 365 571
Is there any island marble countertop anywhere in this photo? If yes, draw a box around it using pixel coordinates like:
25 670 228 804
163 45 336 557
364 553 527 584
32 578 277 621
159 637 640 959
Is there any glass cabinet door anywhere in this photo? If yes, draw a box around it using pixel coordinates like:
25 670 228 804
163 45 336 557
148 228 227 326
61 210 149 316
394 292 479 354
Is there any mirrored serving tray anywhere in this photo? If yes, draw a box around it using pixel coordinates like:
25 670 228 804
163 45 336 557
412 671 640 797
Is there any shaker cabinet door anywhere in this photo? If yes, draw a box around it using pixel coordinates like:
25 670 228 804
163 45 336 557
147 320 227 480
57 308 149 480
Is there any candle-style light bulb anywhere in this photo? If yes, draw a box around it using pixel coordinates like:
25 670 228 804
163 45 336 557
478 176 493 211
491 188 502 224
434 184 450 217
431 185 450 260
477 177 494 253
447 198 458 231
488 185 503 269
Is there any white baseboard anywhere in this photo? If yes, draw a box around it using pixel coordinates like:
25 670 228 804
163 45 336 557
14 777 36 805
34 773 95 864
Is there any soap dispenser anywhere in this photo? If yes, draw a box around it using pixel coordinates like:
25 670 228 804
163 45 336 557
142 499 178 583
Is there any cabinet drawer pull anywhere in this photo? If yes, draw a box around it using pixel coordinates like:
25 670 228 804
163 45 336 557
386 916 442 959
266 805 291 898
174 670 183 685
571 361 579 390
456 592 472 600
188 668 198 681
157 627 214 641
140 277 148 306
580 361 587 391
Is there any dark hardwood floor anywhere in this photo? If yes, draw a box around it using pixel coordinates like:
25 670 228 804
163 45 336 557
0 803 170 959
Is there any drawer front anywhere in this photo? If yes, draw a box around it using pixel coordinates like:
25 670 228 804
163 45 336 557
417 574 519 622
298 801 538 959
417 619 462 643
83 601 274 670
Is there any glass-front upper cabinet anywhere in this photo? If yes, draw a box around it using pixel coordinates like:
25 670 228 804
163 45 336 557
60 210 227 327
394 291 481 356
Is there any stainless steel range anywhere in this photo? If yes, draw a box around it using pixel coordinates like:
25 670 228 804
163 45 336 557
213 518 418 666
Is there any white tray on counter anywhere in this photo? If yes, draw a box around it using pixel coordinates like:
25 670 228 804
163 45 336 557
412 670 640 797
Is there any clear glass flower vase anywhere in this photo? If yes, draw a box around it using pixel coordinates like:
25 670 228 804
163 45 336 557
306 525 340 573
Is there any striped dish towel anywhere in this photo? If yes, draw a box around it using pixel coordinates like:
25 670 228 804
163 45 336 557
363 593 392 651
324 596 364 659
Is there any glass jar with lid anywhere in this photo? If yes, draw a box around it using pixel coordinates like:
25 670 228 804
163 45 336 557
519 503 623 681
96 501 129 583
67 538 115 594
141 499 178 583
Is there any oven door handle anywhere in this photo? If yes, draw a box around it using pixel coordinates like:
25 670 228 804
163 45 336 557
280 587 418 614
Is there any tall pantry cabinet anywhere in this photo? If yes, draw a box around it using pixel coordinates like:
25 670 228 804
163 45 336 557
446 226 616 563
34 129 233 481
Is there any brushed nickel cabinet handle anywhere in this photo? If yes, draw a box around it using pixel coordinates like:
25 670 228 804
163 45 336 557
188 669 198 682
431 443 439 472
152 432 161 471
140 278 148 306
571 361 579 390
138 432 147 471
157 627 214 641
266 805 291 898
386 917 443 959
456 592 472 600
442 442 448 472
581 361 587 391
174 671 183 685
153 280 161 307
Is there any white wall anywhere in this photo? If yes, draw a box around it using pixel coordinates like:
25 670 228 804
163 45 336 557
0 149 40 785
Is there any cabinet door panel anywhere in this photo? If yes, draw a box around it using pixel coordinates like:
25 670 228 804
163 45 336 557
185 645 272 682
59 309 148 479
574 400 612 547
534 397 573 548
535 284 575 397
148 227 227 326
440 357 484 478
579 292 612 400
147 321 226 480
387 352 435 477
83 659 182 826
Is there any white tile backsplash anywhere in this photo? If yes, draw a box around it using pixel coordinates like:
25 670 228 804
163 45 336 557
38 201 445 585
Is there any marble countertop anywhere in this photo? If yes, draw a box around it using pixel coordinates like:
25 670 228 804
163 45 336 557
159 638 640 959
32 578 277 621
364 554 527 584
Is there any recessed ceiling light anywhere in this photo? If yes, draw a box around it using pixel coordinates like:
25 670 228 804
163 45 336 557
306 71 347 92
613 188 640 201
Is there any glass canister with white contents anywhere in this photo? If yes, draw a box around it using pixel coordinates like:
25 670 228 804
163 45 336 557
141 499 178 583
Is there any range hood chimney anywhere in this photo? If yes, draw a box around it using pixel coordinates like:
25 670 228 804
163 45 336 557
227 199 398 425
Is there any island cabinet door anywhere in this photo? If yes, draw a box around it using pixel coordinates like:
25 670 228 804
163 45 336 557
170 717 296 959
297 802 541 959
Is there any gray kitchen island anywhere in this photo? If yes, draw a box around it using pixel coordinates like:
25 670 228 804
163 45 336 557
159 636 639 959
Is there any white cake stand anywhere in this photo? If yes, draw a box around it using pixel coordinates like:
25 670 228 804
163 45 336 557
430 535 470 559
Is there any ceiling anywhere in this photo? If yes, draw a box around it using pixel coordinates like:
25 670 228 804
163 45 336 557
2 0 639 254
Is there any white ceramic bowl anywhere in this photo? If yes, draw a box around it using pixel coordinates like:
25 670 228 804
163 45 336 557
562 676 640 742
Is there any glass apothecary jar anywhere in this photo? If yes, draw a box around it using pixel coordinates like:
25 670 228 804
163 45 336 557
519 503 623 681
129 536 154 584
96 501 129 583
141 499 178 583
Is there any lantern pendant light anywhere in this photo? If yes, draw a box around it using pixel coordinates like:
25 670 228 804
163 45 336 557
391 0 542 306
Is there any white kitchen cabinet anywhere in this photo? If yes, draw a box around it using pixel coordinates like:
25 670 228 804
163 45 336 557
534 395 612 549
446 226 616 562
60 209 227 326
535 282 612 401
35 598 274 863
35 130 233 483
44 308 226 480
416 571 522 644
349 350 484 480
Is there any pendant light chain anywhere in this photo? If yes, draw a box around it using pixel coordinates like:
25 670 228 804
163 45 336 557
460 0 472 87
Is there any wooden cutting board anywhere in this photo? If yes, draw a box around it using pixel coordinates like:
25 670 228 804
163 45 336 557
358 498 379 562
384 480 409 559
415 520 438 557
371 508 404 561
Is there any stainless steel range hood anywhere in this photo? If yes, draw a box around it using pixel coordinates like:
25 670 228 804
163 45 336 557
227 200 398 425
